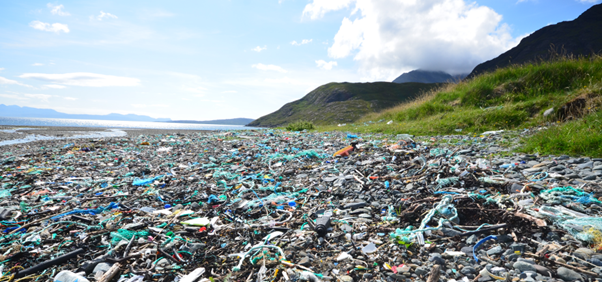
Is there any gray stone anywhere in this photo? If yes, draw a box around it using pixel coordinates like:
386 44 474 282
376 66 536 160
533 264 552 276
543 108 555 117
593 165 602 171
557 267 582 281
414 267 428 276
466 234 478 245
513 261 536 272
577 161 594 169
460 266 477 275
487 246 503 255
573 248 594 260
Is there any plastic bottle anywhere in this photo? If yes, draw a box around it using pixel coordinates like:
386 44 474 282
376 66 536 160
314 214 331 237
54 270 90 282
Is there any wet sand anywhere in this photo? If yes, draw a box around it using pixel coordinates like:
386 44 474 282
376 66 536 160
0 125 216 155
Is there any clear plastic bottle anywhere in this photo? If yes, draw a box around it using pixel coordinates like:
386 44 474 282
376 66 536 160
53 270 90 282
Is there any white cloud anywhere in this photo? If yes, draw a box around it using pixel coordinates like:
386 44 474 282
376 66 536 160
47 4 70 16
0 68 4 71
24 94 52 102
577 0 600 3
308 0 523 79
44 84 66 89
291 39 313 46
63 96 77 100
29 20 70 33
0 76 32 88
131 104 168 108
97 11 118 21
252 63 287 73
19 72 140 87
32 63 44 66
303 0 354 20
183 86 207 93
222 90 237 93
315 60 338 70
0 94 28 100
252 45 267 52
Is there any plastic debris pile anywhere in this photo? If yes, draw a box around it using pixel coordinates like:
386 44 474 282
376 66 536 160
0 129 601 281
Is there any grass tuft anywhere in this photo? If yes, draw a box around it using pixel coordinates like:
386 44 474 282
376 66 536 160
285 120 315 131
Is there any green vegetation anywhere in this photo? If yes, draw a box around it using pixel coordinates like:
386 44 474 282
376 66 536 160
320 56 602 157
285 120 315 131
248 82 440 127
519 111 602 157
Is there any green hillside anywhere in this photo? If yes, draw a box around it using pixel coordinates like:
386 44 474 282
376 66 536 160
323 56 602 156
248 82 440 127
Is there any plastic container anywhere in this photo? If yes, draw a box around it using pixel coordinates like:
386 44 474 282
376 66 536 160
54 270 90 282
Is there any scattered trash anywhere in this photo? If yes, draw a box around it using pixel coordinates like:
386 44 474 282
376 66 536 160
0 128 600 281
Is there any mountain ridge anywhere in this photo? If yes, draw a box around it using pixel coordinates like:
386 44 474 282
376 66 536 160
247 82 441 127
0 104 171 122
393 70 467 84
467 3 602 78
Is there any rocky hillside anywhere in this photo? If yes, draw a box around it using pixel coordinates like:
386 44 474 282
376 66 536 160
247 82 440 127
393 70 466 84
468 3 602 78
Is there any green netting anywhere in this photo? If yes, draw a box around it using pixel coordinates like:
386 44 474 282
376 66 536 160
430 148 453 157
539 186 602 205
110 229 150 244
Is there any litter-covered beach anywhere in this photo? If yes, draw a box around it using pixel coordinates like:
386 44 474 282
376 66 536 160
1 128 601 282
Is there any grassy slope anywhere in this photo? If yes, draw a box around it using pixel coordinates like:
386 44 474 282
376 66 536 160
321 56 602 157
248 82 440 127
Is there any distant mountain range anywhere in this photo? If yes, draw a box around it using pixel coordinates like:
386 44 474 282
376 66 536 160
468 3 602 78
393 70 467 84
247 82 440 127
169 118 254 125
0 104 253 125
0 104 171 122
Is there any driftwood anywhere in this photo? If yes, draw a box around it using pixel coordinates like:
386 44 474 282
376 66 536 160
426 265 440 282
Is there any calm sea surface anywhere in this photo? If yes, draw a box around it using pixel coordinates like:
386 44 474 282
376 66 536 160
0 117 256 130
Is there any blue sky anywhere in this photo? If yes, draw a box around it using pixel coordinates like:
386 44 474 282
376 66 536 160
0 0 599 120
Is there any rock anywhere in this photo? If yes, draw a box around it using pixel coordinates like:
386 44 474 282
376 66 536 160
533 264 552 276
466 235 478 245
577 161 594 169
557 267 582 281
543 108 555 117
593 165 602 171
487 246 503 256
513 261 536 272
461 267 477 275
573 248 594 260
298 257 311 266
414 267 428 276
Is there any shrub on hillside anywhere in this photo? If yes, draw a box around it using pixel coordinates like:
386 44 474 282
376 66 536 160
286 121 315 131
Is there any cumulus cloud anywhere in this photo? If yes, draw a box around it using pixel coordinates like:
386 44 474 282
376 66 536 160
303 0 354 20
252 45 267 52
0 76 32 88
0 68 4 71
63 96 77 100
19 72 140 87
44 84 66 89
29 20 70 33
32 63 44 66
305 0 523 79
315 60 338 70
47 3 70 16
97 11 118 21
252 63 287 73
291 39 313 46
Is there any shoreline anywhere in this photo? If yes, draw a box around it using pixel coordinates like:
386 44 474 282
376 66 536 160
0 125 222 151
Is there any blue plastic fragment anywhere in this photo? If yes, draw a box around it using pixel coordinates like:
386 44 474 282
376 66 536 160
473 235 497 262
132 175 163 186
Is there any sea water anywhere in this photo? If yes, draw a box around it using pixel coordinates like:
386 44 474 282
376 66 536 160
0 117 254 130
